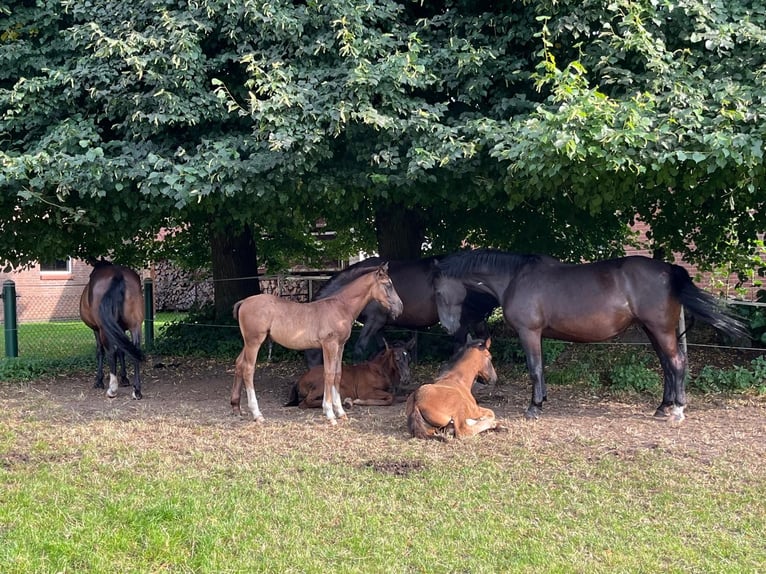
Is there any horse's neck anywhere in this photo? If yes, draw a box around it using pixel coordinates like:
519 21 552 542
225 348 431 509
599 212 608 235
335 274 377 316
436 355 478 390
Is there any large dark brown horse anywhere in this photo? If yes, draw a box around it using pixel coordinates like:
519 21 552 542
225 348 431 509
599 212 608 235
79 261 144 399
436 249 748 423
305 256 497 367
231 264 403 424
406 336 499 440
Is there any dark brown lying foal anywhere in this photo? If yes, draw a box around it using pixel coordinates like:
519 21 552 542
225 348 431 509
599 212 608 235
406 337 498 440
286 339 414 409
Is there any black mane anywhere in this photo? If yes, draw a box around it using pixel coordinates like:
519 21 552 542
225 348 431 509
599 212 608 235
437 249 544 278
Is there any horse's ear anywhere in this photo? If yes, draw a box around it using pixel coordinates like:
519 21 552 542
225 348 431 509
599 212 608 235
383 338 390 350
484 337 492 350
406 336 417 351
380 262 389 273
466 334 475 344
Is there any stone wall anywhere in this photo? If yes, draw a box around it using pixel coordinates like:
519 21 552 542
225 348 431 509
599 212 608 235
152 260 330 311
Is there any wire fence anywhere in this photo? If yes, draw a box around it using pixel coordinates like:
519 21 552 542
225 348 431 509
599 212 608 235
1 273 763 366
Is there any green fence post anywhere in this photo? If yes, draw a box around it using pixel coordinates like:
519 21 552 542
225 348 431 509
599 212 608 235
2 280 19 357
143 278 154 350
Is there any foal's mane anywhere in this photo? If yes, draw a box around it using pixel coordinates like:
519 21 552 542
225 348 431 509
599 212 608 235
314 258 383 299
435 338 487 380
438 249 544 278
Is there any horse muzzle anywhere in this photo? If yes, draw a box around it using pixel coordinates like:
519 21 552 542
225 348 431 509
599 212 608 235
389 298 404 319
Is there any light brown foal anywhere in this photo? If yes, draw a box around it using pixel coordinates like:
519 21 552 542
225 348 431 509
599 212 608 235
231 264 403 424
406 337 498 440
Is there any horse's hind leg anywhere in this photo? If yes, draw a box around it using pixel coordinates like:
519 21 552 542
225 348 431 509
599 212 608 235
645 328 687 423
237 339 266 422
106 347 120 398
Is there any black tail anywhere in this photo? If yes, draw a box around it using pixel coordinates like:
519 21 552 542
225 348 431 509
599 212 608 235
99 274 144 362
670 265 749 340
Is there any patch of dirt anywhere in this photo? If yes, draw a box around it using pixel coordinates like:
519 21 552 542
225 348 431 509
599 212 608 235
1 348 765 472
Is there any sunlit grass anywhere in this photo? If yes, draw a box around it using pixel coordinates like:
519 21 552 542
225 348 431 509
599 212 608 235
0 416 763 574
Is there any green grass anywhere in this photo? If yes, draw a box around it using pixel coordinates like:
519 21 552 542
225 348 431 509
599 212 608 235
0 313 186 380
0 429 762 573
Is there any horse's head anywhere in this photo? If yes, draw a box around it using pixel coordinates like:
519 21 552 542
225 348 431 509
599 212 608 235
384 337 415 389
467 336 497 386
373 263 404 319
434 275 466 335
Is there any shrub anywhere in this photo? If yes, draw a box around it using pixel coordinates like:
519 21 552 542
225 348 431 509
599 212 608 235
692 355 766 394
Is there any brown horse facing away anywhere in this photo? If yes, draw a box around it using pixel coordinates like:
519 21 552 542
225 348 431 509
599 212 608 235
406 337 499 440
286 338 415 409
79 260 144 399
231 264 403 424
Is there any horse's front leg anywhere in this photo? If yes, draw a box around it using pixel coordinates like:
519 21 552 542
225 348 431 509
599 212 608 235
322 343 347 424
353 314 386 361
129 327 142 399
131 353 142 400
119 350 130 387
517 329 546 420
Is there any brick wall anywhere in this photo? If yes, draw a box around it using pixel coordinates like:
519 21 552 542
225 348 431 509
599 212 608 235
1 260 95 322
627 221 764 300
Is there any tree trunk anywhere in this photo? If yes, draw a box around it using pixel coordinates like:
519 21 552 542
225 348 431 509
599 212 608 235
374 203 424 260
209 224 260 322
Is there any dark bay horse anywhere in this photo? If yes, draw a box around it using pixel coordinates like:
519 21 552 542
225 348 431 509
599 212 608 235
231 264 403 424
304 256 497 367
436 249 748 423
406 337 499 440
79 261 144 399
286 338 415 409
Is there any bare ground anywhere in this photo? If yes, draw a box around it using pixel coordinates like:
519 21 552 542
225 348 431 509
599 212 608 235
2 346 764 473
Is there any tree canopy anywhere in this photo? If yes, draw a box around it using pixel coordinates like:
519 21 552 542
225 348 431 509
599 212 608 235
2 0 765 279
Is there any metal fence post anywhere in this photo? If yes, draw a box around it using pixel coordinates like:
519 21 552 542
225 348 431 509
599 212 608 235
2 280 19 357
143 278 154 350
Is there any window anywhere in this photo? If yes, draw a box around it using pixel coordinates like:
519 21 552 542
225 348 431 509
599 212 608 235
40 258 72 275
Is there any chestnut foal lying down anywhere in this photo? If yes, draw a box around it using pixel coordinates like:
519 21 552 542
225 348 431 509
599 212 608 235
286 339 414 409
406 337 498 440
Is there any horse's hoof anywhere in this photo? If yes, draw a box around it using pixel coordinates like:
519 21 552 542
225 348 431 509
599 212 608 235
342 398 353 409
106 391 117 399
524 406 542 420
132 390 142 400
328 418 338 426
654 406 671 419
253 416 265 424
492 424 510 433
94 382 105 390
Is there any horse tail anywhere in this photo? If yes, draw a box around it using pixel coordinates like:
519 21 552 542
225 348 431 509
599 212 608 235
406 394 433 440
232 300 244 321
284 382 301 407
670 265 749 340
99 273 144 363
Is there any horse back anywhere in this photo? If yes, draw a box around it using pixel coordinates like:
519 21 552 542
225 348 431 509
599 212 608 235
506 256 680 339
